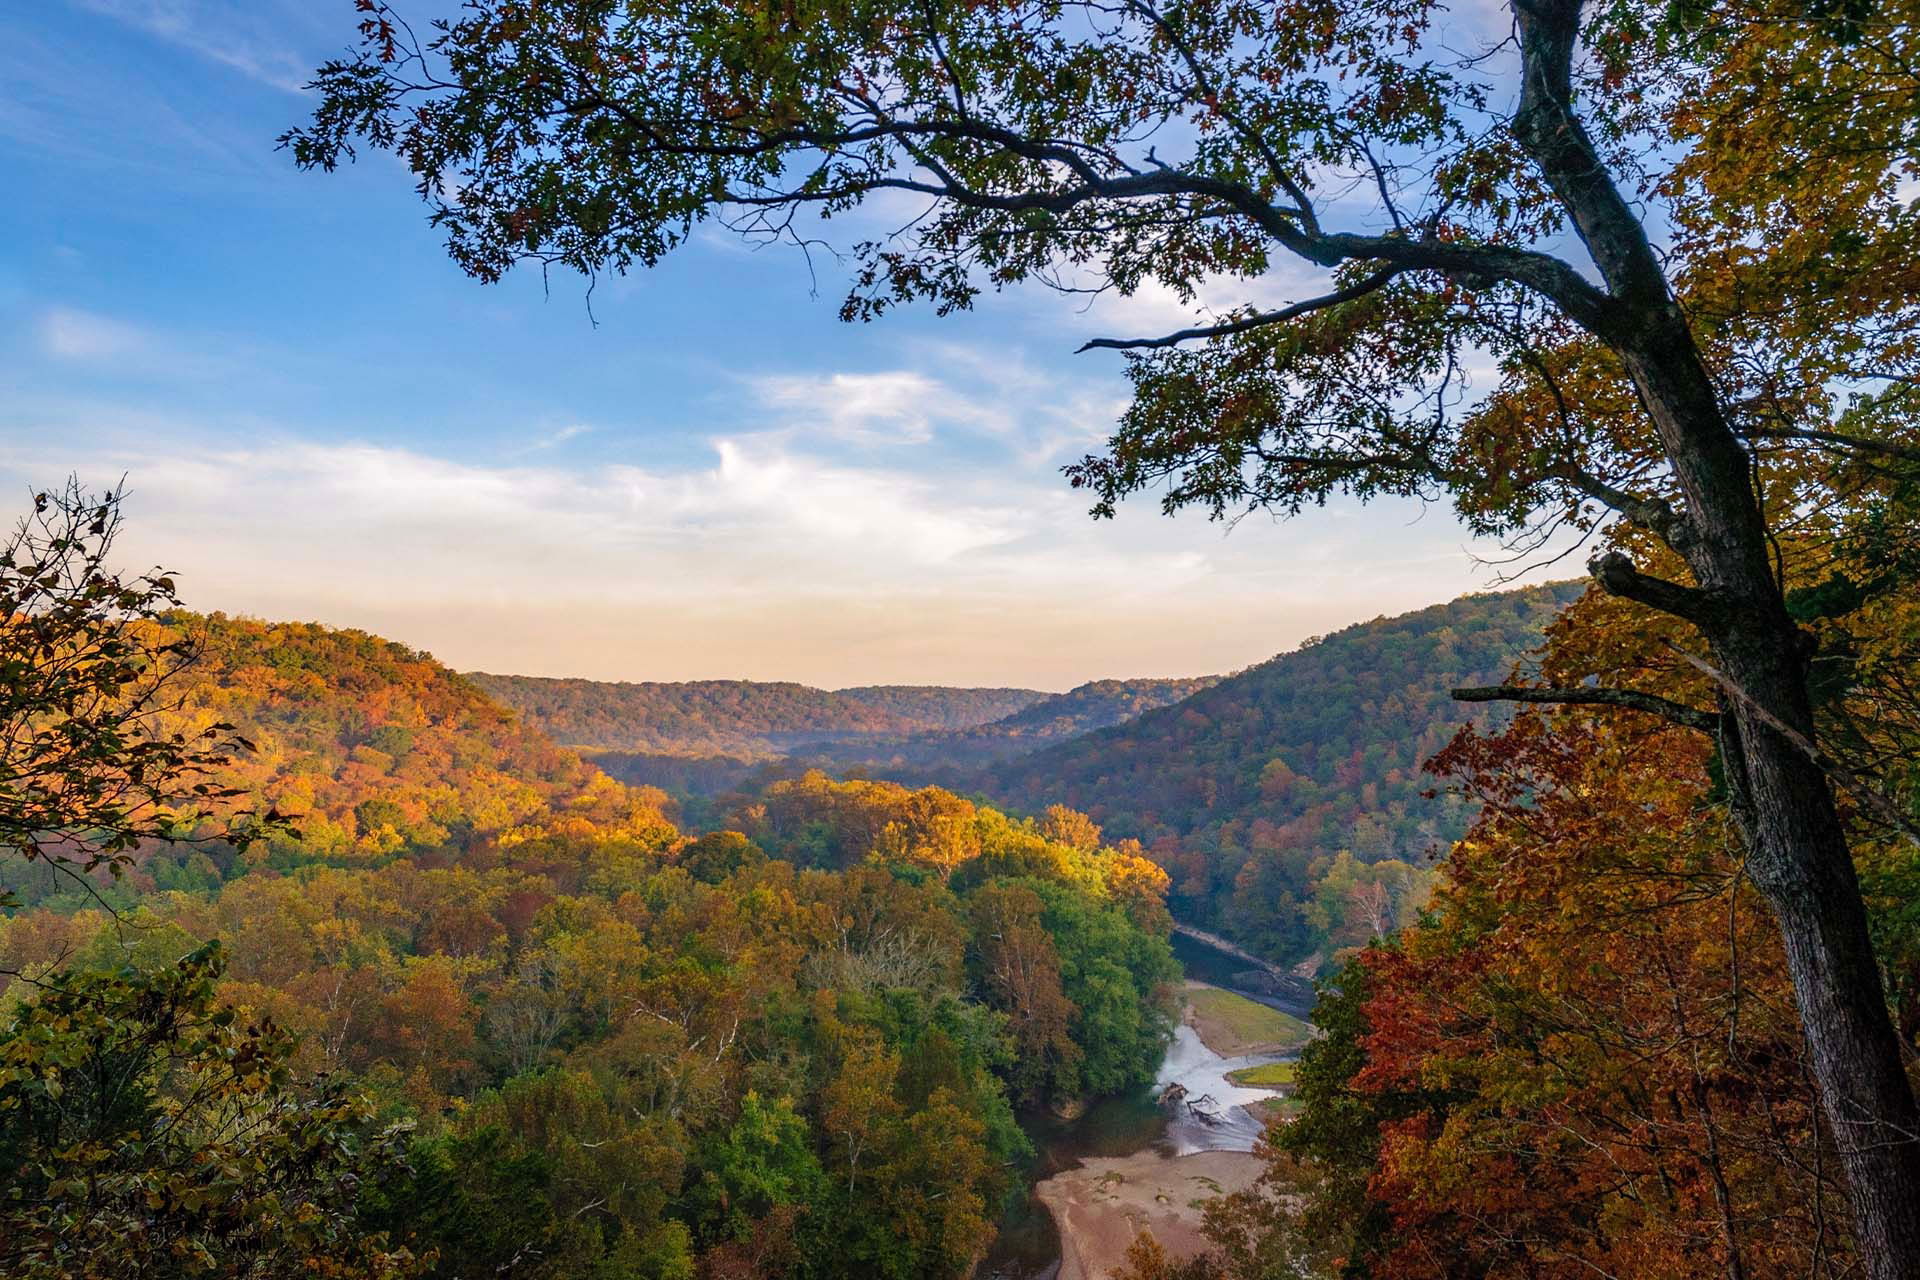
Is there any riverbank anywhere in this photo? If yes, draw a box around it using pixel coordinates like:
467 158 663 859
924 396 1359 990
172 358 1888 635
1036 1147 1264 1280
1181 980 1313 1057
1024 982 1304 1278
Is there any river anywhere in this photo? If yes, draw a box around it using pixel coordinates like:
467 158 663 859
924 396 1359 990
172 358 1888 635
974 931 1310 1279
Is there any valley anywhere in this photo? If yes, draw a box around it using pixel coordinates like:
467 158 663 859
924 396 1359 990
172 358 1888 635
12 5 1917 1273
482 583 1580 971
0 581 1560 1279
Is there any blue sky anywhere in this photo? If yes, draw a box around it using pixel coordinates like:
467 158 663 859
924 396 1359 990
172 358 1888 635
2 0 1542 689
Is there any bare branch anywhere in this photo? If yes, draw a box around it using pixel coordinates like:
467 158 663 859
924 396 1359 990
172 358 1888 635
1452 683 1720 733
1077 266 1405 352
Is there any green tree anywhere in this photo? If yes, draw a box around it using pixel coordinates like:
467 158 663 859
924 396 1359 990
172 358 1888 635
692 1091 827 1246
286 3 1920 1260
0 942 417 1280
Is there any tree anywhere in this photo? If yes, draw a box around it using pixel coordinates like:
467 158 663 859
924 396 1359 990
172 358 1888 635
1358 710 1848 1276
0 942 418 1280
966 882 1080 1104
691 1090 827 1249
1 481 272 906
286 2 1920 1261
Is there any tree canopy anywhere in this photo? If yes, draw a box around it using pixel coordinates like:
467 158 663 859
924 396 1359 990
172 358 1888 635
2 538 1181 1277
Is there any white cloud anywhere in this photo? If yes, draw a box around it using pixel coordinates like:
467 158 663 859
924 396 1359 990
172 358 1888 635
742 346 1129 467
517 424 593 453
38 307 153 360
1039 258 1334 350
0 364 1559 687
750 371 953 445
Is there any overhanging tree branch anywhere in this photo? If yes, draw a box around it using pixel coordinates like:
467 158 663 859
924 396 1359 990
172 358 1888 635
1589 550 1723 629
1076 266 1406 352
1452 683 1719 733
1744 425 1920 465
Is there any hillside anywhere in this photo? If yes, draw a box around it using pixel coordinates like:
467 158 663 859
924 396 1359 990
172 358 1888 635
0 612 665 910
465 673 1046 756
472 673 1216 782
969 676 1222 741
836 684 1052 729
979 583 1586 960
4 608 1181 1280
790 675 1223 774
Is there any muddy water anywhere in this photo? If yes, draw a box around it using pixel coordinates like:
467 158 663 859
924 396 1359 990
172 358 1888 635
975 934 1305 1279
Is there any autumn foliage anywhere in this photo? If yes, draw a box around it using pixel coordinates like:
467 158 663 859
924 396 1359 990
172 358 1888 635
1 610 1178 1278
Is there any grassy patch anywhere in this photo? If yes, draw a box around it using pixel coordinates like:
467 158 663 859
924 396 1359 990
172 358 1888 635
1185 985 1313 1055
1226 1061 1297 1088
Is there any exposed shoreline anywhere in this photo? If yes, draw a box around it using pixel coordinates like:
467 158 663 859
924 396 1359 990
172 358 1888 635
1035 1147 1264 1280
1179 979 1311 1058
1028 982 1294 1279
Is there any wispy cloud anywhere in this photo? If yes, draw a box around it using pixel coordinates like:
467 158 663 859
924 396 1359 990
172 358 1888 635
0 410 1536 686
743 346 1127 466
750 371 952 445
515 424 594 454
71 0 317 92
0 11 290 179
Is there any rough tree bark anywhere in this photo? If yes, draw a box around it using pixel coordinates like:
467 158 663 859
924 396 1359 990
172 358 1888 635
1509 3 1920 1271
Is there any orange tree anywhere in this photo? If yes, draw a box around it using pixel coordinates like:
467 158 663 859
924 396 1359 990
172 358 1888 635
284 0 1920 1264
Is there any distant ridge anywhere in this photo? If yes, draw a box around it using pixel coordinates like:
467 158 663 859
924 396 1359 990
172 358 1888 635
784 675 1224 774
462 675 1047 757
466 583 1583 965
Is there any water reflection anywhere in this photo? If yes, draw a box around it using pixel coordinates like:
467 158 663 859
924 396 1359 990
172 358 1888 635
973 1090 1166 1280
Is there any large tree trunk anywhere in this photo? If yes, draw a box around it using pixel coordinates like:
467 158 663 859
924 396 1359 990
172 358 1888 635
1722 636 1920 1275
1606 342 1920 1273
1508 3 1920 1270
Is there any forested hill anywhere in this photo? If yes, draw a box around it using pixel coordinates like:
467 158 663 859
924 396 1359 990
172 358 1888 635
981 676 1222 738
464 673 1046 756
979 582 1586 960
787 675 1224 774
465 673 1219 773
4 610 1183 1279
834 683 1053 729
0 612 652 910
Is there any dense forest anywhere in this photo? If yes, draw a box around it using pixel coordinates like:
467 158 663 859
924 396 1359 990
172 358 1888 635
465 674 1047 757
5 615 613 912
1 587 1178 1280
981 585 1582 961
795 676 1224 775
1132 507 1920 1277
479 673 1216 784
513 592 1572 969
